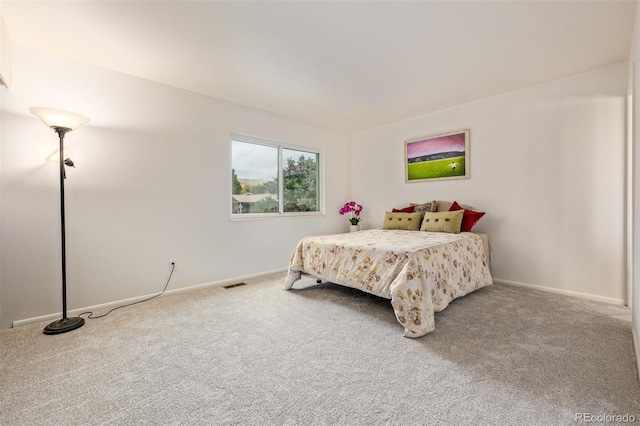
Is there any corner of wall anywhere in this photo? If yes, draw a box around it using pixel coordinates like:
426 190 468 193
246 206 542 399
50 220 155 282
0 11 5 326
629 0 640 380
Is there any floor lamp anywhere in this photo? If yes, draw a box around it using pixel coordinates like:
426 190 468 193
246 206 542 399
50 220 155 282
30 107 90 335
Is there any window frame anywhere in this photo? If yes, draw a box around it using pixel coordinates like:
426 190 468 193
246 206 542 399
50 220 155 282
230 133 324 220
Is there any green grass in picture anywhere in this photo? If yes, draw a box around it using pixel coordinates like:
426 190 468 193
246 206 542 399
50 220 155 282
407 156 466 180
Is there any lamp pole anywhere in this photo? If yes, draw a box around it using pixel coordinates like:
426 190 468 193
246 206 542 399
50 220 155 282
57 128 69 322
30 107 89 335
43 127 84 335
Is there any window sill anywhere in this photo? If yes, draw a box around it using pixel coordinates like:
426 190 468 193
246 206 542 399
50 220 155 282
230 212 325 221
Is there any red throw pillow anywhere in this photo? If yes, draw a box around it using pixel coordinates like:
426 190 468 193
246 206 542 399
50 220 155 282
449 201 485 232
392 205 415 213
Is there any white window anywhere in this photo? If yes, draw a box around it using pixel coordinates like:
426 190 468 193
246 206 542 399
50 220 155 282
231 134 322 217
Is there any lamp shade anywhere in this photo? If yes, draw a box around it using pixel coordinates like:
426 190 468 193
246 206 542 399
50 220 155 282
29 107 89 131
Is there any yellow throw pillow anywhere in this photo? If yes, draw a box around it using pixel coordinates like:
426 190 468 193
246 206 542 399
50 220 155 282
382 211 423 231
420 210 464 233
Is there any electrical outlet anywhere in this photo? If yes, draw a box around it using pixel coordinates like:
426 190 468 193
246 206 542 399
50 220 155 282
169 259 177 272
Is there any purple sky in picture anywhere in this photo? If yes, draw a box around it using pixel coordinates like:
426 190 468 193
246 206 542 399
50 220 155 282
407 133 466 159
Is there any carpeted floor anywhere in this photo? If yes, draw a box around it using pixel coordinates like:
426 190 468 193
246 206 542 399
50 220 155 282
1 272 638 425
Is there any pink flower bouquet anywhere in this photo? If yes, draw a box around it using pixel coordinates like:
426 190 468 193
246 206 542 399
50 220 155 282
340 201 363 225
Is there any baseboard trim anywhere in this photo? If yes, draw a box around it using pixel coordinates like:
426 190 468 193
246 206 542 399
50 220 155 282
12 268 288 328
493 278 626 306
633 326 640 383
13 272 627 328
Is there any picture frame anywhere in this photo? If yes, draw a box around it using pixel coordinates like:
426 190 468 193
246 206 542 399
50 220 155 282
404 129 469 183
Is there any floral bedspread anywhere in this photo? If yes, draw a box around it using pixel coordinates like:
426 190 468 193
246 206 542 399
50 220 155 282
285 229 493 338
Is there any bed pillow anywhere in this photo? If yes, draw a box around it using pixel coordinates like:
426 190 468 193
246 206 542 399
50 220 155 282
392 205 415 213
449 201 486 232
382 211 423 231
435 200 475 212
420 210 464 233
410 201 437 213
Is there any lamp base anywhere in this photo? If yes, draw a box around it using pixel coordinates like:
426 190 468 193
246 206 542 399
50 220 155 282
43 316 85 335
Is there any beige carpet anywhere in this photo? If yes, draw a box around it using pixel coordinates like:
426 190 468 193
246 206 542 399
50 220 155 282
1 272 638 425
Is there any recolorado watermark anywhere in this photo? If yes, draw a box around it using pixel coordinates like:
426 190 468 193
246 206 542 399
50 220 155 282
575 413 637 423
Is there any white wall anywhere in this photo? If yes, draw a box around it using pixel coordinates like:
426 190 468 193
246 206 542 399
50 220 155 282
0 13 12 88
629 0 640 379
0 11 5 328
351 63 628 304
0 46 351 328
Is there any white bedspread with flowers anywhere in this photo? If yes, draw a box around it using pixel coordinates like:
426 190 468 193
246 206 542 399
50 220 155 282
285 229 493 338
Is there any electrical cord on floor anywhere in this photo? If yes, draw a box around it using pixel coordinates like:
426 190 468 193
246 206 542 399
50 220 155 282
78 263 175 320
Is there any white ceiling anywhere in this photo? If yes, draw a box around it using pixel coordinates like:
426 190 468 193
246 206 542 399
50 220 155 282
1 1 637 132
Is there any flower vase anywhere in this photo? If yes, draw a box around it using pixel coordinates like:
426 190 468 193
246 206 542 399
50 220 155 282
350 225 360 232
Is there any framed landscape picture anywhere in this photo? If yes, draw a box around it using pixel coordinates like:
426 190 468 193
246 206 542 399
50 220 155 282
405 129 469 182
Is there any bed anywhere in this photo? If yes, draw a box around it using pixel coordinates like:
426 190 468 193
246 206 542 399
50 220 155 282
285 229 492 338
